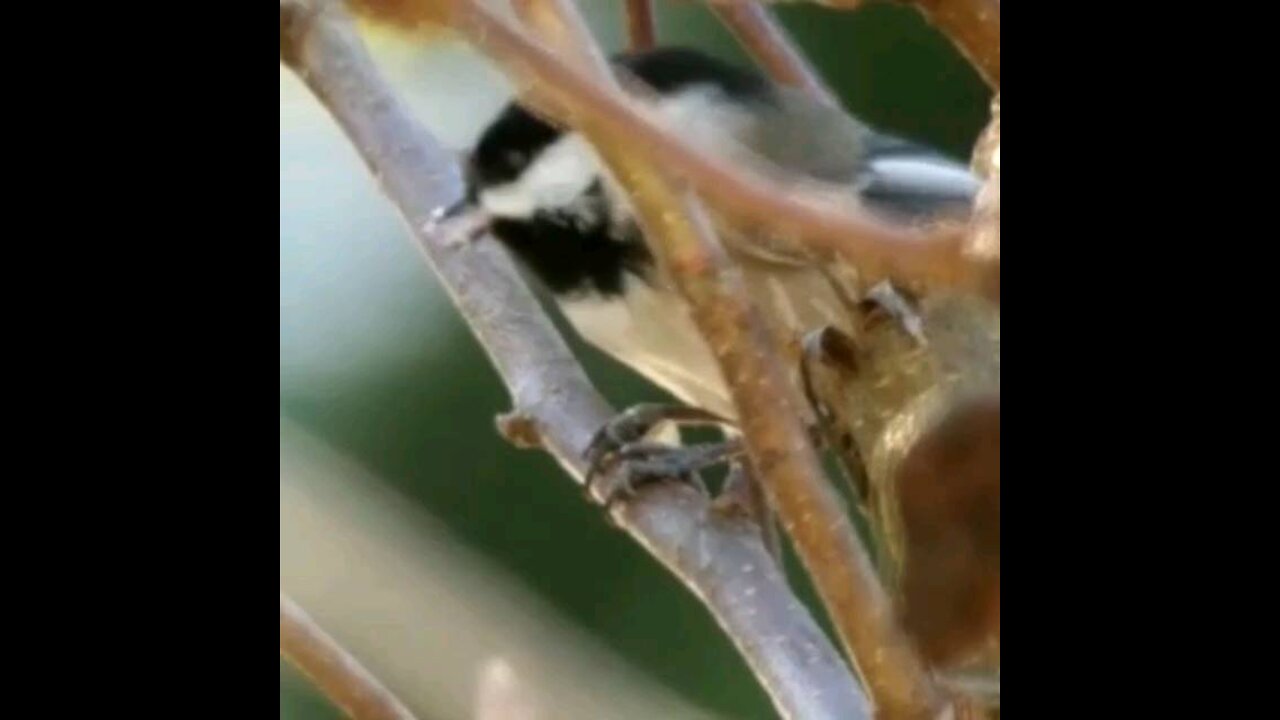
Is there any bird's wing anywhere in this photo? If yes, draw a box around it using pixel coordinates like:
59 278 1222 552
743 88 980 224
702 94 868 269
677 89 979 277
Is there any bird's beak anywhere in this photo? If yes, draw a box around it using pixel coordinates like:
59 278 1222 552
436 153 479 222
427 149 492 246
439 195 469 221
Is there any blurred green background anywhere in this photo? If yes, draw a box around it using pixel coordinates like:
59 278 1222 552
280 3 989 718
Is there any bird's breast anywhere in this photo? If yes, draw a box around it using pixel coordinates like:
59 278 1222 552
558 274 739 421
557 259 860 427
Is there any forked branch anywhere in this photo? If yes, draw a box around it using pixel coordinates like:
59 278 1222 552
279 2 870 718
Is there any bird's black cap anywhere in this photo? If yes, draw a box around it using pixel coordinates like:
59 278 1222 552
466 46 772 197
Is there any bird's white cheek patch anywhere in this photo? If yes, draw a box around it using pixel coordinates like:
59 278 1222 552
477 86 746 222
478 185 538 219
478 134 604 219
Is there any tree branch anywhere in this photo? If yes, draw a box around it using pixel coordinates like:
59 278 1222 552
280 591 419 720
901 0 999 89
709 2 840 106
967 93 999 300
717 0 1000 89
625 0 658 50
279 3 870 718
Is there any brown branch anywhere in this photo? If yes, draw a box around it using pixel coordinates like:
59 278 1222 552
655 201 949 720
709 2 839 106
280 591 419 720
476 1 947 717
435 1 988 300
966 93 999 301
510 0 610 69
625 0 658 50
718 0 1000 89
905 0 999 89
279 3 871 718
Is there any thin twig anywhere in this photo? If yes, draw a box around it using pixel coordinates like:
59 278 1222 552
280 591 419 720
709 2 839 106
967 94 999 301
279 3 870 718
625 0 657 50
436 1 988 299
903 0 999 88
489 1 946 717
724 0 1000 89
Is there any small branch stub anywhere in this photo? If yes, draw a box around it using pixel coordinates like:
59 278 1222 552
496 411 544 449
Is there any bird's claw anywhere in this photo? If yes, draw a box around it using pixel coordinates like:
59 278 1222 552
590 441 750 520
582 404 741 514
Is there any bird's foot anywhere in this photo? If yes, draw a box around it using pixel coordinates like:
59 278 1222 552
583 403 740 511
585 440 745 514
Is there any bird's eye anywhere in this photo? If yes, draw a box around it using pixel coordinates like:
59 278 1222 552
504 150 527 167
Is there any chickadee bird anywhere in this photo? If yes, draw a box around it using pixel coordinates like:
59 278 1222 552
462 46 980 496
